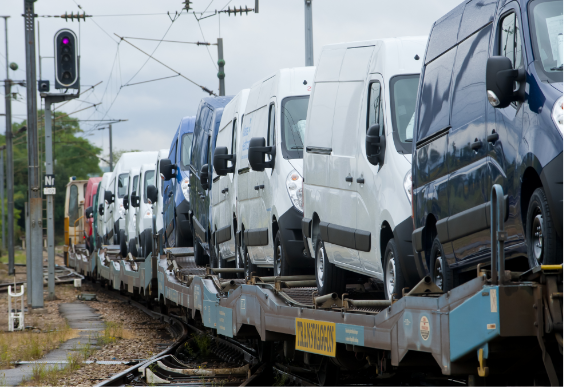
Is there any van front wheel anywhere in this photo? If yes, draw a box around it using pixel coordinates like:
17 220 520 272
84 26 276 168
315 240 345 296
119 230 128 257
193 228 207 266
526 187 562 267
273 231 291 277
383 239 406 300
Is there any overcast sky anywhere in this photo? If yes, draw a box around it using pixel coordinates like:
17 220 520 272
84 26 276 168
2 0 461 166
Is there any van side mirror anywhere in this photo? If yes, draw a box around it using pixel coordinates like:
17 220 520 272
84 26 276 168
104 190 114 204
486 56 526 109
159 158 176 181
248 137 275 171
131 192 140 208
213 146 236 176
366 124 386 166
200 164 210 190
147 185 158 204
85 206 93 219
123 194 129 210
98 203 104 216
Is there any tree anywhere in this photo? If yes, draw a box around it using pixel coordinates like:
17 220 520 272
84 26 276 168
0 110 102 245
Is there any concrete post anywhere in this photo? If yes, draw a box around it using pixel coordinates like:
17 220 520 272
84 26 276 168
304 0 314 67
24 0 43 308
25 201 31 305
217 38 225 96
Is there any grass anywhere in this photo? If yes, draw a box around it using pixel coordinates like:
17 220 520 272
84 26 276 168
0 323 76 368
0 249 27 265
97 321 134 345
190 333 211 358
21 321 130 386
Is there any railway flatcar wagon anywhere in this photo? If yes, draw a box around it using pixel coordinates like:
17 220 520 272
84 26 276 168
64 177 88 266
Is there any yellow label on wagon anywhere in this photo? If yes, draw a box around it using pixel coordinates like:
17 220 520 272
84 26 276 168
295 318 336 357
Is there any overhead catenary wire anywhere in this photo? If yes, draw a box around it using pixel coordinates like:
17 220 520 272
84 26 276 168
122 74 180 88
114 34 217 96
193 13 218 70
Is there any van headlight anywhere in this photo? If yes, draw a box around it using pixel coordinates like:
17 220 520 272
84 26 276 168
181 178 190 201
286 170 303 213
552 96 563 134
144 209 153 218
403 170 412 205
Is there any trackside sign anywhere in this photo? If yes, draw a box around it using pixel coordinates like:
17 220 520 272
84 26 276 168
295 318 336 357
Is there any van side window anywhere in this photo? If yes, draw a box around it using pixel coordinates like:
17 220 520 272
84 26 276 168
231 118 238 157
367 81 385 136
500 13 523 69
268 105 276 147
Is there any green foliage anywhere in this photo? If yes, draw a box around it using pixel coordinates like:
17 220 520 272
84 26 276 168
0 111 102 244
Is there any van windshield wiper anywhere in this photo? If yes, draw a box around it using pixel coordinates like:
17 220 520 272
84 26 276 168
550 64 563 71
291 146 303 149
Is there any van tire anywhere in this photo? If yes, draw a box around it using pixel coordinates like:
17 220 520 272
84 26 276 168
209 239 219 269
175 215 191 247
143 231 152 258
383 239 406 300
429 237 454 291
193 228 207 266
526 187 562 267
243 245 260 280
120 230 128 257
273 231 291 277
128 238 138 258
315 240 346 296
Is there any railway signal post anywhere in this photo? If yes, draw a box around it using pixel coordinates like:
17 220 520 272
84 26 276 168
41 28 80 300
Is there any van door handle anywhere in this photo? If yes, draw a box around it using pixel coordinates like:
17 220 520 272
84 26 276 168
487 131 499 143
259 185 264 189
345 176 353 183
168 192 173 197
471 139 482 151
254 185 260 191
356 177 364 184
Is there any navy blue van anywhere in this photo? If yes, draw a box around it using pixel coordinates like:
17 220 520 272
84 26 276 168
162 116 195 248
162 96 233 265
411 0 562 290
190 96 233 265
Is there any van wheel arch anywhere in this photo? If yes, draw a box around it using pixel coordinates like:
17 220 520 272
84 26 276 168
521 167 543 229
379 222 394 268
311 213 321 252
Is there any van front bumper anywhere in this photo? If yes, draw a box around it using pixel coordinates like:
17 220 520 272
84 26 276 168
278 207 314 269
176 199 193 240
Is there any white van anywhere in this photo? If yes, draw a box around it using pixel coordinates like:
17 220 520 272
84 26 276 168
134 163 157 258
211 89 250 273
147 149 170 254
214 67 315 278
302 37 426 297
122 167 140 257
97 172 112 246
103 152 158 249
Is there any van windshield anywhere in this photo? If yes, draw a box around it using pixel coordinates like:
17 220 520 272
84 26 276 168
529 0 563 83
180 133 193 171
281 96 309 159
389 74 419 146
144 170 155 203
117 174 129 198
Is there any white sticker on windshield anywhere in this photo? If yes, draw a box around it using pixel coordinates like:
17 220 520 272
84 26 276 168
546 16 563 66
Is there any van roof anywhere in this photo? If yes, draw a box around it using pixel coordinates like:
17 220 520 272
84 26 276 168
246 67 316 113
201 96 235 109
316 37 427 83
178 116 195 135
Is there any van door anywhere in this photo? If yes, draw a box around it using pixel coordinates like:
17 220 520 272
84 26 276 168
356 74 386 273
164 139 177 246
255 101 277 262
218 117 239 259
447 24 492 262
487 6 527 249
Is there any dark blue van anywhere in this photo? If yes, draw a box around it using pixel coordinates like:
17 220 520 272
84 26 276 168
411 0 562 290
189 96 233 265
162 116 195 248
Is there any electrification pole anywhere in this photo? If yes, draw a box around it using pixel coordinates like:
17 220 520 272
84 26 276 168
24 0 43 308
217 38 225 96
2 15 15 276
109 124 113 171
304 0 313 66
0 146 5 252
